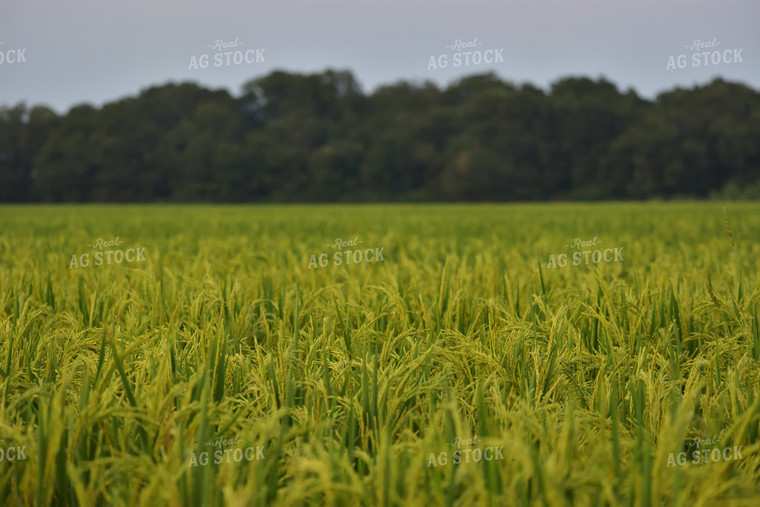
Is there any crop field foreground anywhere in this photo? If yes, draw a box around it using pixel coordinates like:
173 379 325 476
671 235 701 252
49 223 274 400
0 203 759 506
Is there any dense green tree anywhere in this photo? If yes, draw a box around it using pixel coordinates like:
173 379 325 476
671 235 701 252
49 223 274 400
1 70 757 203
0 104 59 201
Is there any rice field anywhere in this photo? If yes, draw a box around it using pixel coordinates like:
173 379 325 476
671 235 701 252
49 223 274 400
0 203 759 506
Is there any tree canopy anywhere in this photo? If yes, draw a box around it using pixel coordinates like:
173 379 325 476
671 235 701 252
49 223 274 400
1 70 759 202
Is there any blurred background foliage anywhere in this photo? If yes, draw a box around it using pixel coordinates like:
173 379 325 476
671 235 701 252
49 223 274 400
1 70 759 202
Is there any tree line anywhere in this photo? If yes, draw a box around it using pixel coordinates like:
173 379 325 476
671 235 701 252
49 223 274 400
1 70 759 202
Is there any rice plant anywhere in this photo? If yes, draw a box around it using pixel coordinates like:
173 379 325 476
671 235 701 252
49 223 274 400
0 202 758 505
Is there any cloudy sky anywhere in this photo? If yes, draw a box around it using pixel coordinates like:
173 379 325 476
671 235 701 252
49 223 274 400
1 0 757 113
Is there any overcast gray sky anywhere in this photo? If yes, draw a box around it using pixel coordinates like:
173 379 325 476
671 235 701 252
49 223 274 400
1 0 758 113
